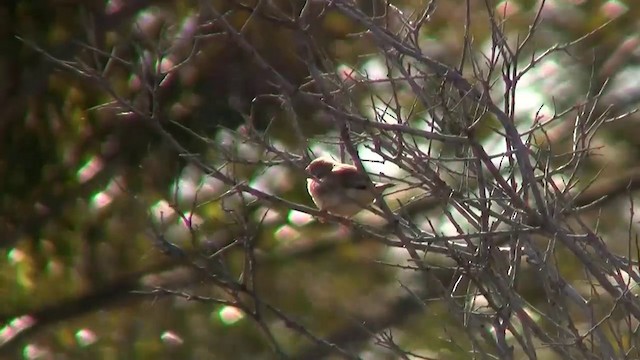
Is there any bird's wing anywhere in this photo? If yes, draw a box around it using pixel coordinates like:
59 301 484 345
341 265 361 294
332 164 371 190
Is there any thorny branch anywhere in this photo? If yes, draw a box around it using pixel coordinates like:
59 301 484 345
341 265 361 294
7 0 640 358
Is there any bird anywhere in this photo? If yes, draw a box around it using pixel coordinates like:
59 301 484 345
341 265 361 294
305 157 394 218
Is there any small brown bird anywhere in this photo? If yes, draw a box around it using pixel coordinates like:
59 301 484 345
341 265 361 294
305 157 394 218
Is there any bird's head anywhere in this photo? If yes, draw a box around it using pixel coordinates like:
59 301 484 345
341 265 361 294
305 157 336 179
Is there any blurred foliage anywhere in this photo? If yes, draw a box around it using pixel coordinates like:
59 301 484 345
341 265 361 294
2 0 640 359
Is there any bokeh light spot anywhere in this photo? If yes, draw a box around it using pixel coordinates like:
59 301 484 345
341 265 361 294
218 306 244 325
